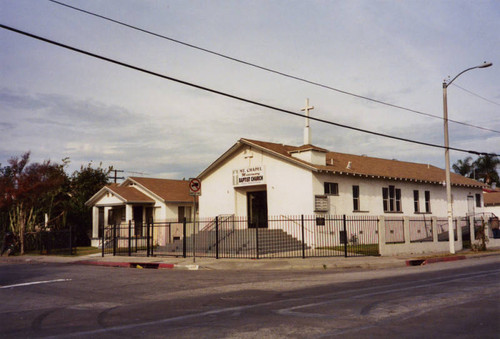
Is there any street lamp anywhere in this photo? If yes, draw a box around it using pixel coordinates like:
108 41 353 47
442 61 492 254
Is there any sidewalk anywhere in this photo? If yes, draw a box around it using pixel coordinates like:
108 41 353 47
1 249 499 271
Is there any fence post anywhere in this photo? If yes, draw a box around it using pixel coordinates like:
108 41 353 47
128 220 132 256
112 223 116 256
183 217 187 258
301 215 306 259
256 225 259 260
150 218 154 257
403 217 410 245
146 219 151 257
216 216 219 259
378 216 385 256
69 224 73 256
101 223 105 257
343 215 348 258
431 217 438 243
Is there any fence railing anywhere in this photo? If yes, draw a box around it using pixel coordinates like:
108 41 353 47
102 215 380 259
101 214 495 258
23 228 74 255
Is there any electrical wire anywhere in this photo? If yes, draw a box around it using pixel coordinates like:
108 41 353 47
0 23 498 158
48 0 500 135
451 83 500 107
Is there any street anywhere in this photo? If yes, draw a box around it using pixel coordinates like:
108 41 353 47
1 256 499 338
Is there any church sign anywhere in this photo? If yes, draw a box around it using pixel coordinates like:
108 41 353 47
232 166 265 186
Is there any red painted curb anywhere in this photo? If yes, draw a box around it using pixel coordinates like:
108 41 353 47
158 263 175 269
76 261 130 268
424 255 466 264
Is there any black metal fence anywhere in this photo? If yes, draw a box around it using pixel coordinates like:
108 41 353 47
23 228 74 255
102 215 380 259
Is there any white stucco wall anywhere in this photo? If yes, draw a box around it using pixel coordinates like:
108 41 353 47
313 173 483 217
199 145 314 218
199 144 484 220
484 205 500 216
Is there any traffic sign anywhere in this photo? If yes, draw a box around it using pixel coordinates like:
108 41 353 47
189 178 201 196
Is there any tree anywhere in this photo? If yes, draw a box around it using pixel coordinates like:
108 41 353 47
453 155 500 185
0 152 69 254
66 163 111 246
452 156 473 177
473 155 500 185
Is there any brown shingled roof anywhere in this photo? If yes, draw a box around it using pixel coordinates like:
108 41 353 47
128 177 191 203
107 185 155 203
241 138 484 188
484 191 500 206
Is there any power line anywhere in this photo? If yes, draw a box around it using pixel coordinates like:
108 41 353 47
451 83 500 107
1 23 498 158
47 0 500 135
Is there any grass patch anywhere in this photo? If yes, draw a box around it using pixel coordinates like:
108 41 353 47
316 244 379 256
25 247 101 256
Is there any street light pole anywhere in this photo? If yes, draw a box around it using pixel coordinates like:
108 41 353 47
442 61 492 254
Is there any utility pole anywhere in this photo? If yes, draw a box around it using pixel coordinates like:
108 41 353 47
110 169 125 183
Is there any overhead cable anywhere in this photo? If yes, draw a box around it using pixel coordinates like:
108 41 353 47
47 0 500 135
451 83 500 107
1 23 498 158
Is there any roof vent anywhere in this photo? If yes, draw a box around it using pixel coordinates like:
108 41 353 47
346 161 352 169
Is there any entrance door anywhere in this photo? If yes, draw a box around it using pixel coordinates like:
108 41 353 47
467 195 474 216
247 191 268 228
98 207 104 237
133 206 143 236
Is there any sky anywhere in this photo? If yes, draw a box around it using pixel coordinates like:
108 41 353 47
1 0 499 180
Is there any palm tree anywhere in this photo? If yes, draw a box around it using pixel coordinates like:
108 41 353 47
473 155 500 184
452 156 473 177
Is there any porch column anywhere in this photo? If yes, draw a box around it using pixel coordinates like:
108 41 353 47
104 207 110 226
92 206 99 238
126 204 133 228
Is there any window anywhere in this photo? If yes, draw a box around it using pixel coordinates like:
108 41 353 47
383 185 402 212
352 185 360 211
324 182 339 195
475 193 481 208
413 190 419 213
425 191 431 213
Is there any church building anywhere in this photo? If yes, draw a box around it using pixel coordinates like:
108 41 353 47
198 101 484 224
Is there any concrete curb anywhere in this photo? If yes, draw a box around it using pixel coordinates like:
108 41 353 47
406 255 467 266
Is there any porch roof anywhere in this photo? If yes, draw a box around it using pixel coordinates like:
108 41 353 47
108 185 155 204
127 177 192 203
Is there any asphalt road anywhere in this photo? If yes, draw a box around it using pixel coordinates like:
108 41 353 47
1 256 499 338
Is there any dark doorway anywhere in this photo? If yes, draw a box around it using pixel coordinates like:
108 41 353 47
98 207 104 237
247 191 268 228
133 206 143 236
